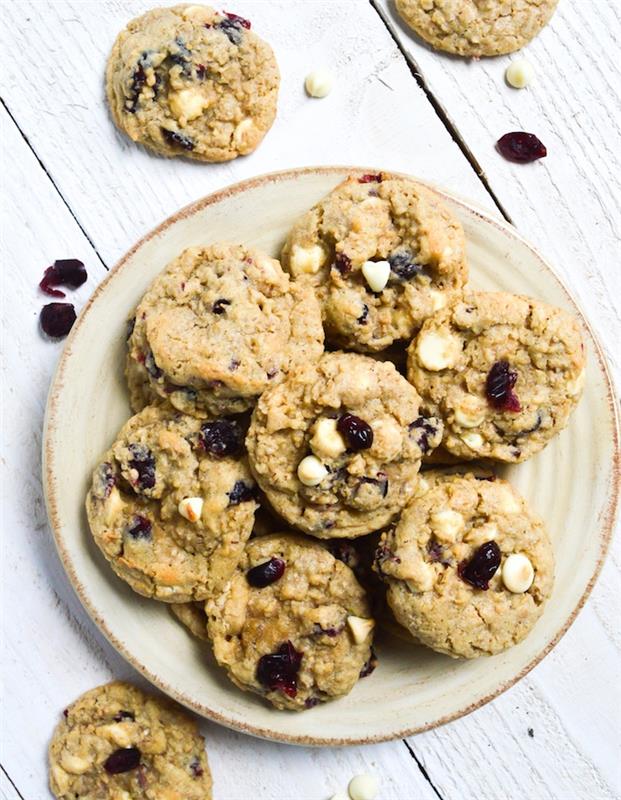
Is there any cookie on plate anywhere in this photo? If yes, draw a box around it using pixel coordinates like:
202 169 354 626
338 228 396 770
127 243 324 417
246 352 443 538
86 405 258 602
407 292 585 462
106 4 279 161
375 471 554 658
49 681 212 799
206 533 375 710
281 174 467 352
171 601 210 641
396 0 559 57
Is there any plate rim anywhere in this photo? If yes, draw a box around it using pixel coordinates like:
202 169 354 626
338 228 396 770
42 165 621 746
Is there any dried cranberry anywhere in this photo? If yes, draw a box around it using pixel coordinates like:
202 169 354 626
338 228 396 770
228 480 255 506
125 60 147 113
247 557 286 588
458 541 501 590
103 747 141 774
426 539 444 562
304 697 320 708
213 12 251 44
40 302 76 338
229 358 240 371
496 132 547 163
189 757 204 777
96 463 116 499
256 641 302 697
212 298 231 314
224 11 251 28
161 128 195 151
356 474 388 498
113 710 135 722
127 515 152 540
359 648 378 678
39 259 87 297
313 623 343 637
357 304 369 325
486 361 521 412
144 351 162 380
128 444 156 490
196 64 207 80
199 419 243 458
389 250 422 281
334 252 352 275
358 173 382 183
409 416 439 454
337 413 374 451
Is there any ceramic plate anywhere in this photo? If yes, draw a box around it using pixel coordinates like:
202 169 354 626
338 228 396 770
43 167 619 745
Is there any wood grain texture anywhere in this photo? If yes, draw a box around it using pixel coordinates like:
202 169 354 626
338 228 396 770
1 0 619 797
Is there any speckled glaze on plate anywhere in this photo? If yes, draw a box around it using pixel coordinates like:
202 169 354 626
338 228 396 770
43 167 619 746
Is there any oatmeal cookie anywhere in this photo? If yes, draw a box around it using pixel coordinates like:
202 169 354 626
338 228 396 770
86 405 257 602
407 292 585 462
127 243 324 417
206 533 375 710
106 4 279 161
375 471 554 658
171 601 210 641
281 174 467 351
49 681 211 799
246 352 443 538
396 0 559 57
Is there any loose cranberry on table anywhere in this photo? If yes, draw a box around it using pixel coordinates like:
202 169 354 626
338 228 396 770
40 302 76 338
39 258 87 297
496 132 547 163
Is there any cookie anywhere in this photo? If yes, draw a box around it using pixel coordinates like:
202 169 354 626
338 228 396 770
375 471 554 658
281 175 467 352
127 243 324 417
86 405 257 602
247 352 443 538
407 292 585 462
49 681 211 799
106 4 279 161
396 0 559 57
206 533 375 710
171 601 210 641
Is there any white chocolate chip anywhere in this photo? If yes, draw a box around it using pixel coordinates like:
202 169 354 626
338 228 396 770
169 88 206 122
232 117 256 148
399 548 435 591
310 417 347 459
104 487 125 526
60 751 92 774
429 288 447 312
505 59 535 89
99 722 133 748
454 394 487 428
290 243 326 275
361 260 390 293
51 765 71 794
348 773 379 800
416 330 462 371
178 497 204 523
254 254 281 282
567 368 586 397
502 553 535 593
496 486 521 514
431 509 464 542
297 455 328 486
347 615 375 644
415 476 430 496
465 522 498 546
305 68 334 98
461 431 484 452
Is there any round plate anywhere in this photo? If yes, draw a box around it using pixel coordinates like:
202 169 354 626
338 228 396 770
43 167 620 745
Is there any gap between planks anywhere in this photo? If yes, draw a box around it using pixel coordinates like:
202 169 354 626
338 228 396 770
0 766 25 800
369 0 513 224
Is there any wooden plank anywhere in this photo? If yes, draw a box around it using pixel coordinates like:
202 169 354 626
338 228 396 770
0 100 439 800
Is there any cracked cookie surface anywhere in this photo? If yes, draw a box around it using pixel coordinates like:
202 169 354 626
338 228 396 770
281 175 467 352
407 292 585 462
86 405 257 602
246 352 443 538
127 243 324 417
49 681 212 799
106 4 279 161
396 0 559 57
375 471 554 658
206 534 375 710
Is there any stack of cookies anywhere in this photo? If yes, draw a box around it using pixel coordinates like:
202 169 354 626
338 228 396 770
86 172 585 712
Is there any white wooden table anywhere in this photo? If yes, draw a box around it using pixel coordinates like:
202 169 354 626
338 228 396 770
2 1 620 798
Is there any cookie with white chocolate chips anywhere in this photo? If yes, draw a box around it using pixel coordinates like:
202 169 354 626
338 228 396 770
206 533 375 710
106 4 279 161
375 471 554 658
86 404 257 602
246 352 443 538
49 681 212 799
127 243 324 417
281 175 467 352
407 292 585 462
